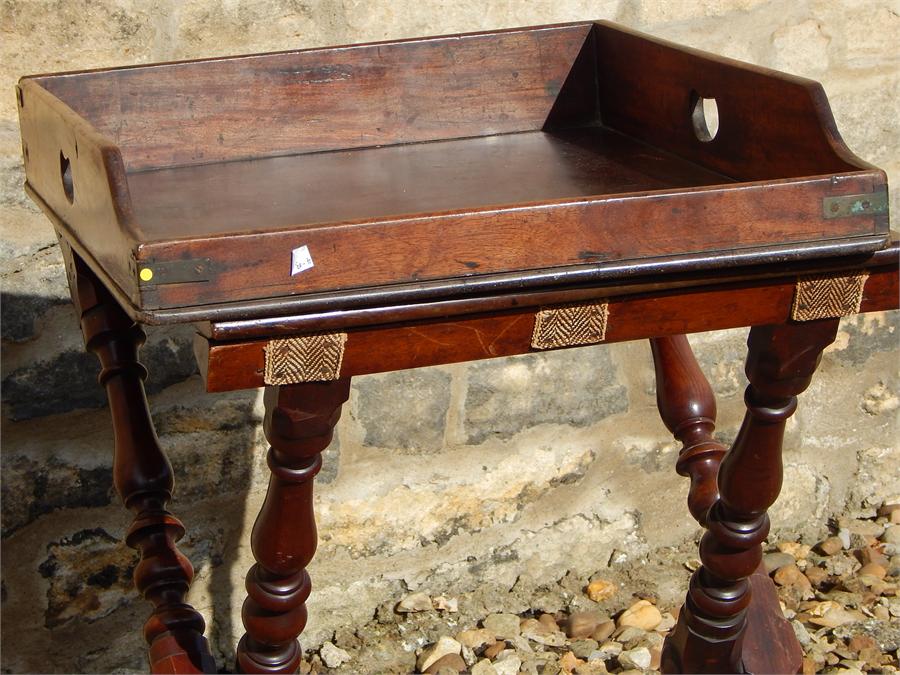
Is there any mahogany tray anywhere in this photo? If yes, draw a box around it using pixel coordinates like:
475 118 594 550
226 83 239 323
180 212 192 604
16 20 899 675
17 21 889 324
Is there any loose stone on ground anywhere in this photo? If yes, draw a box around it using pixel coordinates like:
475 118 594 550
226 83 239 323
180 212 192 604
303 502 900 674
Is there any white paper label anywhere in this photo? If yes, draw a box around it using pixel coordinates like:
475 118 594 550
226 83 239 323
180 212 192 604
291 245 314 276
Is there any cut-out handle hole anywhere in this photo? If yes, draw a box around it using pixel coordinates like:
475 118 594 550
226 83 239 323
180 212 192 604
60 151 74 203
691 94 719 142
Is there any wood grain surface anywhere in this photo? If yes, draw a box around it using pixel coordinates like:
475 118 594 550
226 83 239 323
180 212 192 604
19 21 889 316
197 248 899 392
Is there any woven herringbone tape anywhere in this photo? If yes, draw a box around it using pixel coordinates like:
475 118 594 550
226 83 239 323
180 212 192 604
264 333 348 384
531 303 609 350
791 272 868 321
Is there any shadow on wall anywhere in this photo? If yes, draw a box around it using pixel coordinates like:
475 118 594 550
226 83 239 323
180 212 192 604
0 287 262 671
1 291 200 420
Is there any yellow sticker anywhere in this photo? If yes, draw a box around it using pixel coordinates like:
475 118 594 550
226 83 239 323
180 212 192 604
139 268 153 282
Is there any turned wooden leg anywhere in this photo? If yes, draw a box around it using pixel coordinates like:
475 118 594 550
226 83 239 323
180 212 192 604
236 379 351 674
650 335 727 526
69 253 216 674
653 323 838 674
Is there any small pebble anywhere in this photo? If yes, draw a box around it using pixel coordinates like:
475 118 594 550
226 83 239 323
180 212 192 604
591 620 616 643
397 591 433 613
873 605 890 620
521 618 567 647
319 642 352 669
592 641 622 660
425 653 467 674
655 611 677 633
809 605 866 628
492 654 522 675
774 563 814 595
470 659 498 675
585 578 617 603
559 651 583 674
565 611 607 639
838 529 852 549
618 647 652 670
858 646 885 667
818 536 844 556
617 600 662 631
791 619 813 647
649 645 662 670
614 626 648 647
858 562 887 579
433 595 459 612
538 614 560 632
456 628 495 651
483 613 521 639
839 517 886 537
848 635 877 653
882 525 900 544
777 541 812 559
804 566 829 586
417 636 462 673
856 545 889 567
570 639 599 660
764 551 796 573
483 641 506 660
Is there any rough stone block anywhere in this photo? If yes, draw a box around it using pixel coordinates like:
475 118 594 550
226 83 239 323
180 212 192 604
1 455 112 537
2 324 200 420
829 313 900 366
463 347 627 444
355 368 452 452
38 528 138 628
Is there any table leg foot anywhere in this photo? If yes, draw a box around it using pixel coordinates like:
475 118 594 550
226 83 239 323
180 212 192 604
68 251 216 674
742 562 803 674
236 380 351 675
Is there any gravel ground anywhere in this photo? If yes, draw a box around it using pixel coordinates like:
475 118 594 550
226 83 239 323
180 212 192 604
299 501 900 674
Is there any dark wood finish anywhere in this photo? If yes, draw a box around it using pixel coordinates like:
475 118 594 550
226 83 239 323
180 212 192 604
33 25 590 171
651 335 802 674
126 127 729 239
17 20 898 675
744 561 804 675
650 335 726 526
198 249 899 392
592 22 878 180
194 240 898 333
66 247 216 675
237 380 350 674
18 22 887 317
136 173 879 311
662 321 838 674
16 83 140 307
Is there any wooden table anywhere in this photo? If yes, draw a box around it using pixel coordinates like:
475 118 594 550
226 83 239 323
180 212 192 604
18 21 898 675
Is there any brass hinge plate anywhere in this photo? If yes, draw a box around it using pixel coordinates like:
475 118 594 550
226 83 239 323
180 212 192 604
823 191 888 219
138 258 212 285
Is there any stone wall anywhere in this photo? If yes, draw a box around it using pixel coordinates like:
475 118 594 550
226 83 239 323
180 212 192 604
1 1 898 672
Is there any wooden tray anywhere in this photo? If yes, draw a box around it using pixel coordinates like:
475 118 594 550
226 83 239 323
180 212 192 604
17 21 889 323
